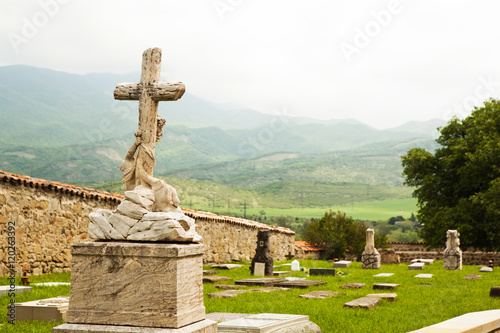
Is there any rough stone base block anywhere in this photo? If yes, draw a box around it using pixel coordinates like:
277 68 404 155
361 252 381 269
65 242 205 329
52 320 217 333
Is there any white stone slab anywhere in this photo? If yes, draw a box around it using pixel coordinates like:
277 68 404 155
407 309 500 333
414 274 433 278
334 261 351 268
0 285 32 296
254 262 266 276
218 313 311 333
409 263 425 270
212 264 244 270
411 259 434 265
480 267 493 272
373 273 394 277
32 282 71 286
15 296 69 322
285 277 306 281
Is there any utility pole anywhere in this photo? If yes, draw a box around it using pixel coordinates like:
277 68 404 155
240 201 247 219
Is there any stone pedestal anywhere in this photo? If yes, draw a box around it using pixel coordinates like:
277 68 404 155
361 228 381 269
55 241 214 332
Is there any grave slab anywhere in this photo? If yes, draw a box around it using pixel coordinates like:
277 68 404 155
285 277 305 281
373 273 394 277
52 320 218 333
206 312 250 323
414 274 433 279
490 287 500 298
463 274 482 280
14 296 69 322
207 290 247 299
366 293 397 302
217 313 321 333
203 276 233 283
253 262 266 276
409 263 425 270
274 280 326 289
32 282 71 287
373 283 399 290
342 283 366 289
298 291 346 299
0 285 32 296
235 278 286 287
407 309 500 333
211 264 244 270
344 297 379 309
203 270 217 276
480 267 493 272
411 259 434 265
333 261 351 268
273 271 292 277
214 284 246 290
309 268 336 276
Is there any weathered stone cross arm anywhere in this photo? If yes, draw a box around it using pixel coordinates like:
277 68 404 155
114 81 185 101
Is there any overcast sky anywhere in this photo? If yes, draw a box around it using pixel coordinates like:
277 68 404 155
2 1 500 129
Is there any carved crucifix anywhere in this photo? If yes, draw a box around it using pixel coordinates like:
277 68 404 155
114 48 185 191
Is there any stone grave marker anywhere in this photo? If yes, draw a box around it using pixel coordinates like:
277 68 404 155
291 259 300 271
373 283 399 290
235 278 286 287
273 271 292 276
285 277 305 281
414 274 433 278
274 280 326 289
206 312 250 323
443 229 462 270
15 296 69 322
0 286 31 296
373 273 394 277
480 267 493 272
366 293 397 302
309 268 336 276
217 313 321 333
207 290 247 299
344 297 379 309
212 264 244 270
215 284 246 290
334 261 351 268
361 228 381 269
250 230 274 276
342 283 366 289
248 287 290 293
409 262 425 270
411 259 434 265
298 291 346 299
463 274 481 280
203 276 233 283
490 287 500 298
254 262 266 276
203 270 218 276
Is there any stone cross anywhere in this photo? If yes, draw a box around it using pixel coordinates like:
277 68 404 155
114 47 185 191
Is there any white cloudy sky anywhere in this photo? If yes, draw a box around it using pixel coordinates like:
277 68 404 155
1 0 500 129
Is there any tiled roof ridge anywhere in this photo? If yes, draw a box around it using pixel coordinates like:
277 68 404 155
294 240 324 251
0 169 295 235
0 169 124 203
388 241 425 245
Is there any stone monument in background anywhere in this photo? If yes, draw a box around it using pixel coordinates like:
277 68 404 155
443 229 462 270
361 228 381 269
53 48 217 333
250 230 274 276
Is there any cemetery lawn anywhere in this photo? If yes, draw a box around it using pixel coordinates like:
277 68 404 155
0 263 498 332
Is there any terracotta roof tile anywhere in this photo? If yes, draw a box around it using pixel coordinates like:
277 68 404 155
295 241 324 252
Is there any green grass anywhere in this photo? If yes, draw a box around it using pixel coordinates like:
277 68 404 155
1 264 498 332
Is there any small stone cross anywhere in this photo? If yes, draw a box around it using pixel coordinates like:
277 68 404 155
114 48 185 190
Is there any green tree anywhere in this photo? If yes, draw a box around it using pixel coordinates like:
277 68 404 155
303 211 367 260
401 99 500 250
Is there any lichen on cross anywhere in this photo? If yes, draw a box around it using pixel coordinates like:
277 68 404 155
114 47 185 192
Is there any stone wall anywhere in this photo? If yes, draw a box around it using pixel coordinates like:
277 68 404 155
389 242 500 266
0 171 295 276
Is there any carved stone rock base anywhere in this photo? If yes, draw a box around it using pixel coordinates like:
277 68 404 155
361 252 381 269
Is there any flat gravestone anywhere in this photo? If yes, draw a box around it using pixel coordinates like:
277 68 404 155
235 278 286 287
298 291 346 299
344 297 379 309
373 283 399 290
254 262 266 276
203 270 218 276
480 267 493 272
212 264 244 270
409 263 425 270
217 313 320 333
273 271 292 276
366 293 397 302
342 283 366 289
274 280 326 289
373 273 394 277
207 290 247 299
15 296 69 322
309 268 335 276
206 312 250 323
414 274 433 279
32 282 71 287
411 259 434 265
334 261 351 268
0 285 32 296
215 284 246 290
464 274 482 280
490 287 500 297
285 277 305 281
203 276 233 283
249 287 290 293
